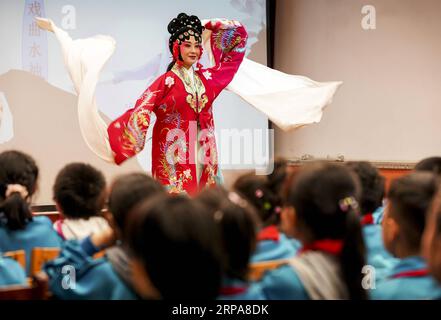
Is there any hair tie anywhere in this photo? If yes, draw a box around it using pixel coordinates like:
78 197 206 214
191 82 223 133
339 196 358 213
274 206 282 214
6 184 28 199
255 189 264 199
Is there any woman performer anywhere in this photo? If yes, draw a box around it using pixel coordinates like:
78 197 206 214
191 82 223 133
36 13 342 196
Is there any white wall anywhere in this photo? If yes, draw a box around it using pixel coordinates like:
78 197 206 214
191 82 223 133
274 0 441 163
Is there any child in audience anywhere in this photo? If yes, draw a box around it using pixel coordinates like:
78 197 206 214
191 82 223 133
372 172 441 299
44 173 165 299
233 159 300 263
0 150 62 275
0 253 26 287
346 162 397 277
52 163 109 240
422 187 441 295
415 156 441 176
196 186 265 300
258 162 367 300
127 194 223 300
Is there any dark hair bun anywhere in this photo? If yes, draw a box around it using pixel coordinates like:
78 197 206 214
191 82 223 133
168 13 204 52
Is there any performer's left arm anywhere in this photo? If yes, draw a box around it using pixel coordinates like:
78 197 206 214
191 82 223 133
201 19 248 97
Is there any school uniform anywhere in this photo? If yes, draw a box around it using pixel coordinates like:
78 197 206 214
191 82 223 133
218 277 266 300
0 253 26 287
371 256 441 300
43 237 138 300
258 239 352 300
0 216 63 274
361 209 398 279
251 226 300 263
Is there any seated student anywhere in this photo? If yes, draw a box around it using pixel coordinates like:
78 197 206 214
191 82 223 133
53 163 109 240
196 187 265 300
372 172 441 300
0 253 26 287
127 195 223 300
346 162 397 277
422 187 441 298
415 156 441 176
233 159 300 263
0 150 63 275
43 173 165 300
258 162 367 300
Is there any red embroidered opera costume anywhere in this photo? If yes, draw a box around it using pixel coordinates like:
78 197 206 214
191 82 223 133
107 19 247 195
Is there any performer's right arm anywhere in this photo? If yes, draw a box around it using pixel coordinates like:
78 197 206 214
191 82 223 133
107 74 166 165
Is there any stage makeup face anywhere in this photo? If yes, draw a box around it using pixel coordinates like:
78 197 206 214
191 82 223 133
180 36 201 69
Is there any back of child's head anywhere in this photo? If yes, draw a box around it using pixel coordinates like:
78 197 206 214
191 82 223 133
346 161 385 215
0 150 39 230
233 158 287 226
108 173 165 234
196 186 258 281
422 187 441 284
53 163 106 219
127 194 222 300
415 157 441 177
386 172 438 254
286 162 366 300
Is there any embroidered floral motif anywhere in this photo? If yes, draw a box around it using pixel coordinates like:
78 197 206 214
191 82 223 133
122 109 151 153
213 28 247 53
158 109 191 194
203 70 212 80
165 76 175 88
119 89 160 156
171 64 208 113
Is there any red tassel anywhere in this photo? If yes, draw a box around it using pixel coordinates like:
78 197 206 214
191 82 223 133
172 41 182 66
196 45 204 70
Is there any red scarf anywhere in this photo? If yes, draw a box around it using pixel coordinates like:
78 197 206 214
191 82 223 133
361 213 374 226
299 239 344 256
257 225 280 242
219 286 247 296
391 269 429 279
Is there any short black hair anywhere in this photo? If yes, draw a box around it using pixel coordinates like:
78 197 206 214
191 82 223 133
197 186 258 281
53 163 106 219
108 173 165 233
346 161 385 215
127 194 222 300
415 157 441 177
388 172 438 251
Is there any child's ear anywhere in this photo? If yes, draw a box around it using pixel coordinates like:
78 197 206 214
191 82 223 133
382 208 400 256
281 206 297 237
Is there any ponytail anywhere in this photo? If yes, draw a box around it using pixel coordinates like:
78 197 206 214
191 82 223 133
0 191 33 230
167 60 176 72
0 150 38 230
340 205 367 300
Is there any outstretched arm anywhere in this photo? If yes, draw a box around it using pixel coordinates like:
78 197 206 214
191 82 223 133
36 18 117 163
200 19 248 98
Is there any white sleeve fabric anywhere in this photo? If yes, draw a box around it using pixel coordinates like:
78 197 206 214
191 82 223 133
201 21 342 132
227 58 342 131
49 20 115 163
